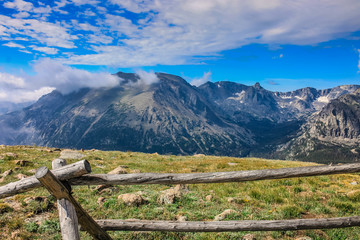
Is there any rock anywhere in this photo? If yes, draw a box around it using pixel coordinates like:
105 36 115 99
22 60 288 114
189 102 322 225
53 148 61 152
2 169 13 177
15 160 31 166
295 237 312 240
5 152 18 158
176 215 187 221
205 195 213 201
214 209 238 221
193 154 205 157
28 169 37 174
11 230 20 239
227 197 236 203
228 162 238 166
242 234 256 240
15 173 27 180
158 184 188 205
96 185 114 192
97 197 106 206
350 181 358 185
347 190 360 201
131 169 141 173
118 193 145 206
60 150 85 159
108 166 128 174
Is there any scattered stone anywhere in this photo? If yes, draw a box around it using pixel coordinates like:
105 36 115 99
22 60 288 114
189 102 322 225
15 173 27 180
97 197 106 207
53 148 61 152
5 152 18 158
295 237 312 240
193 154 205 157
99 187 118 195
131 169 141 173
350 181 358 185
227 197 236 203
15 160 31 166
176 215 187 221
118 193 145 206
96 185 114 192
108 166 128 174
347 190 360 201
28 169 37 174
158 185 189 205
152 152 159 156
2 169 13 177
60 150 85 159
11 230 20 239
228 162 238 166
242 234 256 240
205 195 213 201
214 209 238 221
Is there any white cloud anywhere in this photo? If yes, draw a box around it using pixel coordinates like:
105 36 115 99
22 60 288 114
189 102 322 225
0 87 55 103
2 0 360 68
0 72 26 87
0 15 76 48
190 71 212 87
64 0 360 67
2 41 25 48
31 46 59 54
4 0 34 12
30 59 120 94
135 70 159 85
0 59 121 104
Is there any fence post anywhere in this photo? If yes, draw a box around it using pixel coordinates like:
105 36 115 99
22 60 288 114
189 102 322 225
35 166 113 240
52 159 80 240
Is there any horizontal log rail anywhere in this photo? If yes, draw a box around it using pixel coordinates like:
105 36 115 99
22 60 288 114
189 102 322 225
0 160 91 199
95 216 360 232
69 163 360 186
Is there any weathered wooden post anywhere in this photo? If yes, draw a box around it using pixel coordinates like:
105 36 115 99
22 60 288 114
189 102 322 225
52 159 80 240
35 166 112 240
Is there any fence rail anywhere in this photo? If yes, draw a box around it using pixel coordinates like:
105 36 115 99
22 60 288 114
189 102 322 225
69 163 360 186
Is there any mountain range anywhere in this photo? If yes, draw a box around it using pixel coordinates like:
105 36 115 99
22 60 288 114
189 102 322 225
0 72 359 163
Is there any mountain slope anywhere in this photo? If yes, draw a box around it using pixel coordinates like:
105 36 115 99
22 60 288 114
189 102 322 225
276 89 360 163
0 73 253 156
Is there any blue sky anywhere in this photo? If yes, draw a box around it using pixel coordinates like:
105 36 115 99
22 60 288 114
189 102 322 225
0 0 360 104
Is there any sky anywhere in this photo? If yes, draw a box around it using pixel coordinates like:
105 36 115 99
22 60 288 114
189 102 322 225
0 0 360 105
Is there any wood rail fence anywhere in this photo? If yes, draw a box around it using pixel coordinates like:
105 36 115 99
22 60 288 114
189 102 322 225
2 160 360 239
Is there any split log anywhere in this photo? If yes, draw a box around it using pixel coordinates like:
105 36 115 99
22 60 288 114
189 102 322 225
70 163 360 186
0 159 91 199
52 159 80 240
95 217 360 232
36 166 112 240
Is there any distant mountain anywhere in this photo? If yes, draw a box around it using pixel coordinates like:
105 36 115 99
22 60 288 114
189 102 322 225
276 88 360 163
0 71 359 163
0 101 34 115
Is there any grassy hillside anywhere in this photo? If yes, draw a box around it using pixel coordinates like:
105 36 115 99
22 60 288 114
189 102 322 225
1 145 360 239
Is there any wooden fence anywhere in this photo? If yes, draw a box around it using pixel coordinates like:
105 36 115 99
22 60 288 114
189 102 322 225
2 159 360 239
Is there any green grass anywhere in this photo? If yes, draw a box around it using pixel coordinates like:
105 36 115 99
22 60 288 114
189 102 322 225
1 145 360 239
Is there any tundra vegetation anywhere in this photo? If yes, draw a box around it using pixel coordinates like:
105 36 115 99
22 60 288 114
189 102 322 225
1 145 360 239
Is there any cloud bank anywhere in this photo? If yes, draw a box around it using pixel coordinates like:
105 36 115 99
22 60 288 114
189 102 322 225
0 59 120 104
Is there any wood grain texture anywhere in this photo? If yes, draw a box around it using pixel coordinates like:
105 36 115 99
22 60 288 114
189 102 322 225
70 163 360 186
36 166 112 240
52 159 80 240
95 217 360 232
0 159 91 199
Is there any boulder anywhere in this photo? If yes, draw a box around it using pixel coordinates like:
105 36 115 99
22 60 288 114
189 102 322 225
118 193 145 206
214 209 238 221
